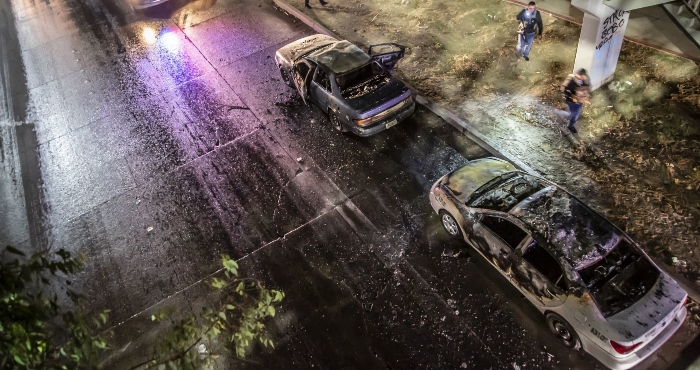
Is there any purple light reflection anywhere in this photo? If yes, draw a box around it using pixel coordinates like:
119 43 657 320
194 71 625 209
139 25 203 88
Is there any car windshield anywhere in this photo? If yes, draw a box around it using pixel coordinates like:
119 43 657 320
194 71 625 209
578 239 660 317
336 61 390 99
469 173 545 212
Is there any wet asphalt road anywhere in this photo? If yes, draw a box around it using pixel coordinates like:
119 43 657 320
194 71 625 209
0 0 693 368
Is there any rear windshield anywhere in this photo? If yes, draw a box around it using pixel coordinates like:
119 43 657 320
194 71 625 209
578 240 660 317
336 62 390 99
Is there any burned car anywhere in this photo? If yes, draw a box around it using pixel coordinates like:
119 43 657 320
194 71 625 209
275 34 415 136
429 158 688 370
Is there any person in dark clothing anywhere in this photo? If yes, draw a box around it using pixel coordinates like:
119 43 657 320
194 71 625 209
560 68 591 134
305 0 327 8
516 1 543 61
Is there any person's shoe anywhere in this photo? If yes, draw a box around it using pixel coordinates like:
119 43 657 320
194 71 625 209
523 56 529 61
320 0 328 5
305 3 311 8
568 126 578 134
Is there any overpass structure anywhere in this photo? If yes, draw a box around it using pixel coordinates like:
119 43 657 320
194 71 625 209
509 0 700 91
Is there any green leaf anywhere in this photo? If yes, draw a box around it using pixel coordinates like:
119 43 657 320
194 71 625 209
267 306 276 317
211 278 225 289
223 258 238 275
218 311 226 320
151 314 156 321
226 304 235 310
13 355 25 365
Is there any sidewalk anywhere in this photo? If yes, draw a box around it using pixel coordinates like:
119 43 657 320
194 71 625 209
507 0 700 61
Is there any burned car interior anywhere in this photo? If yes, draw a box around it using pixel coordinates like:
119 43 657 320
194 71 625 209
480 216 527 250
469 172 546 212
521 238 568 292
578 239 660 317
336 61 391 99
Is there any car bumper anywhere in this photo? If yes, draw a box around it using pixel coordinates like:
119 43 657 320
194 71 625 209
582 306 687 370
428 179 445 213
348 99 415 137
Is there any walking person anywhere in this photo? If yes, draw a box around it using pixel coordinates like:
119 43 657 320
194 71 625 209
560 68 591 134
516 1 543 61
305 0 327 8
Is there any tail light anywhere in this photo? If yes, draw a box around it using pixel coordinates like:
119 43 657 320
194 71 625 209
354 116 379 127
610 340 642 355
354 98 409 127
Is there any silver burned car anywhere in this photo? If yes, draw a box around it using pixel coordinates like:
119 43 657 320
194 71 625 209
429 157 688 370
275 34 415 136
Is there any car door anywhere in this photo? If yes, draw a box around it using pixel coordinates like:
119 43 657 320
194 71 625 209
292 59 315 104
309 66 331 110
368 43 405 73
511 237 567 307
469 214 528 273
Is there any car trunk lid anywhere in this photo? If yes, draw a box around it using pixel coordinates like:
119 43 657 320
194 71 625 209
345 77 410 117
606 272 687 342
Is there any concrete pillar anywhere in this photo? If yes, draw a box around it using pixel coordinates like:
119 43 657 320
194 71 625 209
571 0 630 90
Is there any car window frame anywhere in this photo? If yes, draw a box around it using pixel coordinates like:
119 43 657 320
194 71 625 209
479 214 529 251
312 66 330 92
517 237 568 293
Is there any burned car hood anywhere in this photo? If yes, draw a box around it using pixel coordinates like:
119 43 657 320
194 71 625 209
606 273 686 341
276 34 338 63
345 77 411 117
438 158 516 204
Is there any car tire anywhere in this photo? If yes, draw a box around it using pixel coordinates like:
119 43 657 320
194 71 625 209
545 312 581 350
439 210 463 239
329 111 348 133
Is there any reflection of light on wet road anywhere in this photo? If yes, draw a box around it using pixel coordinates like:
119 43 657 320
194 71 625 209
160 31 179 53
143 27 157 45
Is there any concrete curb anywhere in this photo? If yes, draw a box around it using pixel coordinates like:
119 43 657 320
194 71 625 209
273 0 338 38
272 0 700 301
271 0 539 176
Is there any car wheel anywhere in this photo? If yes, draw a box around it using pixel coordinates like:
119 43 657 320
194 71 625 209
545 313 581 350
330 111 348 133
439 210 463 239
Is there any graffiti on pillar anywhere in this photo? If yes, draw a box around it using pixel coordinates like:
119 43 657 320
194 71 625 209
596 10 628 50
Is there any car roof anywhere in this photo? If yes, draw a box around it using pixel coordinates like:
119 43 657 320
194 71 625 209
440 158 516 204
510 187 623 270
306 40 371 74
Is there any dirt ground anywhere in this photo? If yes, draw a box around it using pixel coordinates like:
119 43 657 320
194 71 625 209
275 0 700 318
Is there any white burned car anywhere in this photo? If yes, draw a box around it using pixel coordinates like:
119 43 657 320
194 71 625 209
429 157 687 369
275 34 415 136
